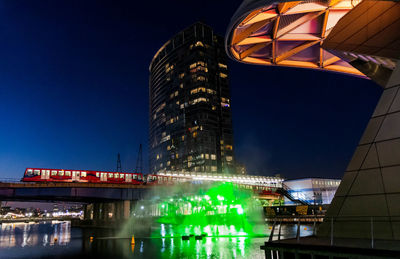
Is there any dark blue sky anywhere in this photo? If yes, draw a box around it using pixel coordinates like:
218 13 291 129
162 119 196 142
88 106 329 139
0 0 381 180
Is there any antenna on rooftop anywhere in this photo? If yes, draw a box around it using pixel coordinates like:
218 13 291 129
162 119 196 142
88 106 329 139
117 153 122 172
135 144 143 174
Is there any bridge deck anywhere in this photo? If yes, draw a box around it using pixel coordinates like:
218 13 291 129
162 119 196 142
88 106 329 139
0 182 150 189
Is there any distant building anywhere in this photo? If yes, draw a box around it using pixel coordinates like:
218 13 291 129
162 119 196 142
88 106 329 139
283 178 341 205
149 22 235 174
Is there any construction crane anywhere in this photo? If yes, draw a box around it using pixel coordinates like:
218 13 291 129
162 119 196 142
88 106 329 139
135 144 143 174
116 153 122 172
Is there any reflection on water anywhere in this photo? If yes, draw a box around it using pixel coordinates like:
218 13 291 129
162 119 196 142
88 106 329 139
0 221 71 248
0 221 315 259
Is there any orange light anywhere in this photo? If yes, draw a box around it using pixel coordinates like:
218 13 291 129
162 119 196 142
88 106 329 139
227 0 365 77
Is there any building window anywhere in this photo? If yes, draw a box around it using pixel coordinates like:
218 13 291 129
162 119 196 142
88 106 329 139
195 76 206 82
226 156 233 162
218 63 227 69
211 154 216 160
211 166 217 172
220 73 228 78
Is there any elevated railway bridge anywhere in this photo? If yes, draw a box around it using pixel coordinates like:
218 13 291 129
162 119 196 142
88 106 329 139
0 173 307 225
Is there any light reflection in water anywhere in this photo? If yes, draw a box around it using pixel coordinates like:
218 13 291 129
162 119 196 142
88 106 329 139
0 221 71 248
0 221 314 259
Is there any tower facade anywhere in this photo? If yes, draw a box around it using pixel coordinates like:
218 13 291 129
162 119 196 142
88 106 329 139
149 22 235 175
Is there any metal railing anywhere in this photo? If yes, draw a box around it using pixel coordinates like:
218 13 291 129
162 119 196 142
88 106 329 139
276 183 311 205
267 216 398 249
267 219 316 242
0 178 21 183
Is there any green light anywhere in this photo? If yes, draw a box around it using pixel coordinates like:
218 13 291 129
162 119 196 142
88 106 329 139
148 182 264 238
237 205 244 215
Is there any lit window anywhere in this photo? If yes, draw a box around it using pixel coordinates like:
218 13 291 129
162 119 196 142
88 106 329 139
218 63 228 69
96 172 100 177
174 90 179 96
133 174 137 180
167 161 171 166
120 173 124 178
34 170 40 175
211 154 216 160
226 156 233 162
109 173 113 178
220 73 228 78
180 83 184 88
207 89 216 94
51 170 57 176
211 166 217 172
195 41 204 47
81 171 86 177
115 173 119 178
59 171 64 176
179 73 185 79
205 154 209 159
225 145 233 150
196 76 206 82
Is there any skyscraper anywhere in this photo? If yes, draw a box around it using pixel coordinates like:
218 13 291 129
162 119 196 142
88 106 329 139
149 22 235 175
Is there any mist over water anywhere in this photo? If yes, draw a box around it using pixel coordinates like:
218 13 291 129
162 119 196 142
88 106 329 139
119 182 266 239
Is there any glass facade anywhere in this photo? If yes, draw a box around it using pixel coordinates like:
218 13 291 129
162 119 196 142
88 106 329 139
149 22 235 174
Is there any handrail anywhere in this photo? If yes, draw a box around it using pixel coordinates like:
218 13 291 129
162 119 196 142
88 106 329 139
277 183 311 205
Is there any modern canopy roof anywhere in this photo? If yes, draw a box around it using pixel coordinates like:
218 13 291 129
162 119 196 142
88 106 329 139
225 0 365 76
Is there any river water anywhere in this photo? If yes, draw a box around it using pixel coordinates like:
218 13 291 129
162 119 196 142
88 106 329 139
0 221 314 259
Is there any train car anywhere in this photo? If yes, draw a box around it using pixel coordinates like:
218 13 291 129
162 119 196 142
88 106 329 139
144 174 194 185
22 168 143 184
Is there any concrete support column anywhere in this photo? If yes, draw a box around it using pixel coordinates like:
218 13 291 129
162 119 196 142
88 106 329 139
123 200 131 219
84 204 93 220
109 203 115 221
93 203 100 222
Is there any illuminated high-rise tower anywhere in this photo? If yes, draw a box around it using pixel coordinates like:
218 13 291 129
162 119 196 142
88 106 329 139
149 22 235 175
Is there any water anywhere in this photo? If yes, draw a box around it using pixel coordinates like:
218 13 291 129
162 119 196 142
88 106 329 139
0 221 315 258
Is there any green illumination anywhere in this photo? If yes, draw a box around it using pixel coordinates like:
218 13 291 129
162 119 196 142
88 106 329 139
149 182 264 238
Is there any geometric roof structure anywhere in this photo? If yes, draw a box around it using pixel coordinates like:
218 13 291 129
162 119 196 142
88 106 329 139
322 0 400 86
225 0 366 76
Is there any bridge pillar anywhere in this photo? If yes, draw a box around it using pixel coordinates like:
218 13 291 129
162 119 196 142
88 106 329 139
84 204 93 220
93 203 101 222
123 200 130 219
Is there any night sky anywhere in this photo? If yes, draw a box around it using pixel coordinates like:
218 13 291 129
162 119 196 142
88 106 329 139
0 0 381 180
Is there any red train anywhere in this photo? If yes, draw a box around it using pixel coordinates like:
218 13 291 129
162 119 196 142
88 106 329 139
22 168 144 184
